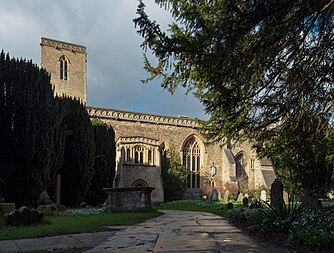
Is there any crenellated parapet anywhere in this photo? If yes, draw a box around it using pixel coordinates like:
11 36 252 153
41 37 86 53
87 106 199 128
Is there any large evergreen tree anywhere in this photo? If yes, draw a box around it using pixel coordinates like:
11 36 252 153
59 97 95 206
86 119 116 206
134 1 334 192
0 51 54 206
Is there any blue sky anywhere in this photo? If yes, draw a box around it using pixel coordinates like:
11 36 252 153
0 0 208 119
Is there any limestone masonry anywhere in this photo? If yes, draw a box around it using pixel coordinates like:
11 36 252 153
41 37 276 203
40 37 87 103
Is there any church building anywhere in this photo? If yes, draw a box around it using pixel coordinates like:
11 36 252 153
40 37 276 203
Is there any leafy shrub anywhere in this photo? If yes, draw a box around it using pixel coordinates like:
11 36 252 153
290 210 334 250
161 146 187 201
226 202 234 209
66 208 105 217
249 199 263 209
255 199 304 234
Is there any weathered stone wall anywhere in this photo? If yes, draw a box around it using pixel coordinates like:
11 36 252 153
121 165 164 203
40 37 87 103
88 107 275 201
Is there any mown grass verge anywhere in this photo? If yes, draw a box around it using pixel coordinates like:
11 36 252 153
0 209 162 240
158 199 239 216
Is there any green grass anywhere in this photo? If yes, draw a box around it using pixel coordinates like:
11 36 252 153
158 200 239 216
0 210 162 240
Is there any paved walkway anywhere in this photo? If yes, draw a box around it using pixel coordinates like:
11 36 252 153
0 210 286 253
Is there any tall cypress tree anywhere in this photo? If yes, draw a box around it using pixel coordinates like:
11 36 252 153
0 51 54 206
86 119 116 206
60 97 95 207
0 52 15 199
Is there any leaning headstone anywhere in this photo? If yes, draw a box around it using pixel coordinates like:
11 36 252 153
270 179 284 210
211 189 218 201
208 189 218 201
260 190 267 201
237 193 244 202
223 190 230 202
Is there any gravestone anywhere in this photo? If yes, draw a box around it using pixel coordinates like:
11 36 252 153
260 190 267 201
223 190 230 202
237 193 244 202
217 191 222 201
38 190 52 205
209 189 218 201
270 179 284 210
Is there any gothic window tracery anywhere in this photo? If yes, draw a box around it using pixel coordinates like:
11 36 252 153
182 137 201 189
59 56 68 80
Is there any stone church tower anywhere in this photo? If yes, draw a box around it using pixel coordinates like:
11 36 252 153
40 37 87 103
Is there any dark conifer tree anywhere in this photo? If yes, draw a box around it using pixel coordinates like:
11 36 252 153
0 51 54 206
60 97 95 206
85 119 116 206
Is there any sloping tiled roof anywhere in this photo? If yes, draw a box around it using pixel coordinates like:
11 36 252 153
261 170 276 187
224 149 236 164
260 156 272 166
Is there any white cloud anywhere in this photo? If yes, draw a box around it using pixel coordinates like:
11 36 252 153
0 0 208 120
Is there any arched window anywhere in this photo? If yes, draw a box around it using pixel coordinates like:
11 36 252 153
59 56 68 80
148 150 152 164
134 145 144 164
126 148 131 161
182 137 201 189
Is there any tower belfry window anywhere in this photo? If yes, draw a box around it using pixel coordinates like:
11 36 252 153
60 56 68 80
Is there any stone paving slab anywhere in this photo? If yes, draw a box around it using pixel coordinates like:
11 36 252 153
85 232 158 253
86 210 287 253
0 210 287 253
0 231 117 253
14 234 83 252
154 238 220 252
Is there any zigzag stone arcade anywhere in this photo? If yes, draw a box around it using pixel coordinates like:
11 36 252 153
40 37 276 203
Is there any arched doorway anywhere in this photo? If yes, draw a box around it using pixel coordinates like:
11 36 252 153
131 179 149 187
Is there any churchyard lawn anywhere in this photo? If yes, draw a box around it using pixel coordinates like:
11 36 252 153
0 208 162 240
